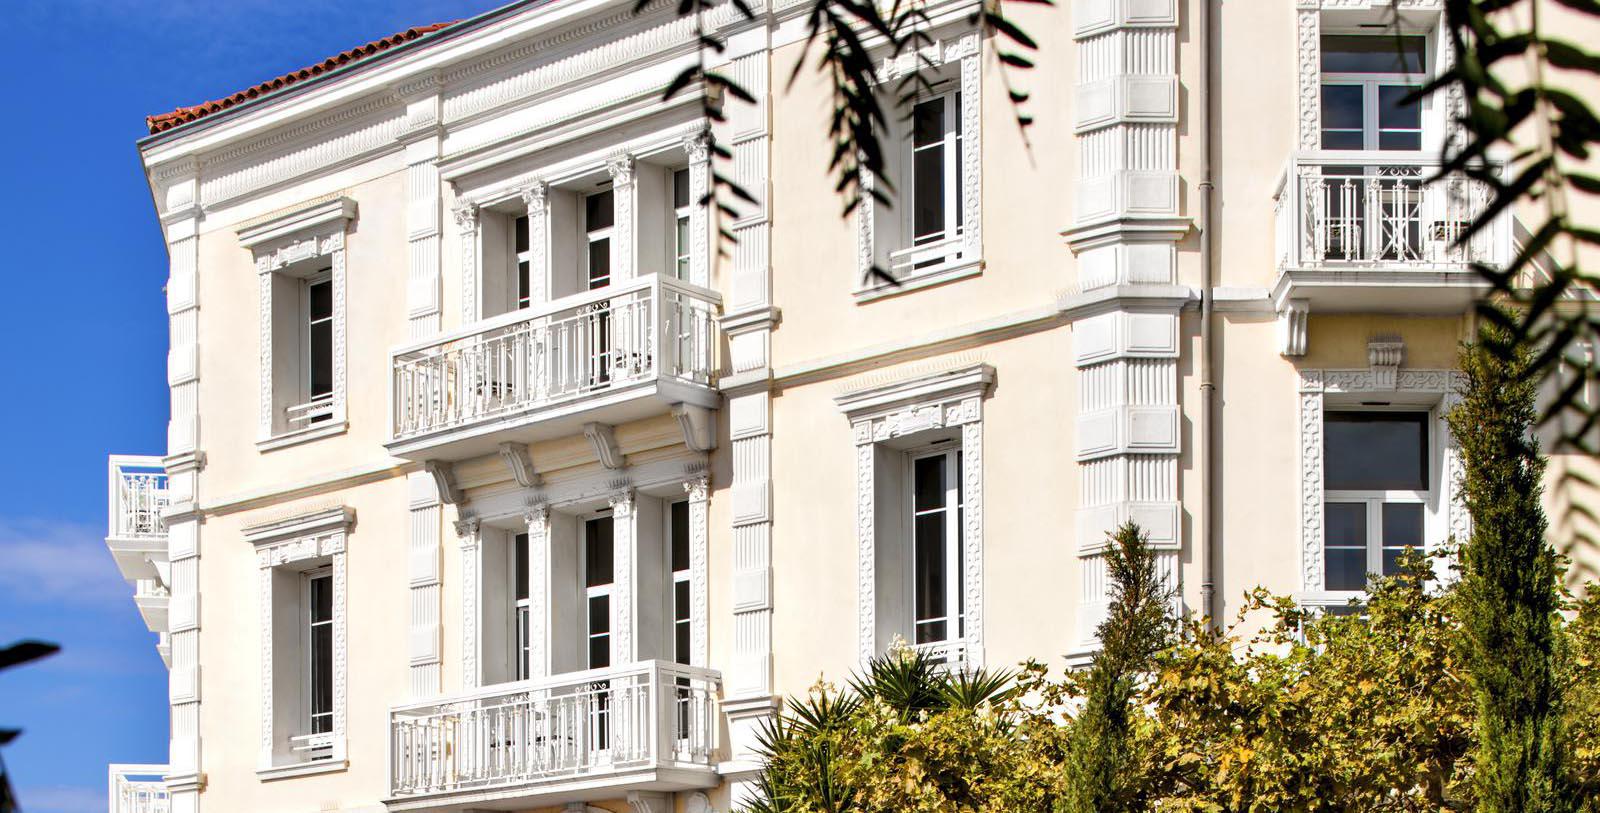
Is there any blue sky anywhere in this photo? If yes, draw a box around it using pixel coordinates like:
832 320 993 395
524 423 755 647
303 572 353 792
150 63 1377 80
0 2 505 810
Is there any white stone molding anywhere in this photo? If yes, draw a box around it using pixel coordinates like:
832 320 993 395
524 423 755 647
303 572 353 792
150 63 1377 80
1297 7 1321 149
855 31 983 290
1278 299 1310 357
407 472 443 698
454 201 480 325
685 476 711 668
684 132 712 288
523 505 551 679
1369 339 1405 390
241 197 355 446
609 490 637 664
247 506 354 772
1297 368 1469 592
456 516 482 689
520 181 550 308
672 404 718 452
836 361 994 666
426 460 465 506
402 80 445 339
607 154 637 283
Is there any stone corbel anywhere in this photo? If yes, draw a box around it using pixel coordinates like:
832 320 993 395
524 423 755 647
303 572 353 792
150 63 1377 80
626 791 670 813
1369 338 1404 390
672 403 718 451
425 461 465 505
1278 299 1309 357
584 422 624 469
497 442 539 488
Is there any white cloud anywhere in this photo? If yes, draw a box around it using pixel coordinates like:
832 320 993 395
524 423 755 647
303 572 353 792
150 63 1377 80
14 784 104 813
0 519 128 606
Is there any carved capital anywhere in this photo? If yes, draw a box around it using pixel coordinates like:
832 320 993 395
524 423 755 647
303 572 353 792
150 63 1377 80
452 516 480 539
451 201 479 231
684 475 711 502
606 154 636 187
608 489 636 518
683 132 712 165
519 181 548 215
522 504 549 528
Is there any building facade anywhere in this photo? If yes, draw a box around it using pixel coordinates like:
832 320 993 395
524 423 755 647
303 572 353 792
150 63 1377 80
101 1 1600 811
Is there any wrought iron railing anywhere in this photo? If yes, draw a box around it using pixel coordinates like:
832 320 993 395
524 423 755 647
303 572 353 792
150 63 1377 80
389 660 719 799
1273 151 1509 270
391 274 719 442
108 456 169 539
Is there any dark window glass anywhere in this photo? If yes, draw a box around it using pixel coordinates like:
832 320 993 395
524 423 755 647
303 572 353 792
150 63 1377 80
588 595 610 635
671 501 690 572
1378 131 1422 151
1381 502 1425 575
311 622 332 730
954 93 964 231
587 240 611 288
308 277 333 320
913 455 945 512
311 574 332 622
914 513 947 629
674 581 691 664
515 533 529 601
1322 130 1366 150
674 168 690 208
1321 85 1365 130
514 215 530 253
1325 502 1368 590
1321 35 1427 74
913 144 945 241
586 189 614 230
1325 412 1429 490
1378 85 1422 130
585 518 614 587
913 97 945 146
309 323 332 398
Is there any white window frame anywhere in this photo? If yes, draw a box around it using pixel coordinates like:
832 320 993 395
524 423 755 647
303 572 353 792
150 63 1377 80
583 514 614 670
907 446 964 657
1320 408 1432 592
291 270 335 428
583 188 615 291
512 532 532 681
672 168 692 281
855 32 983 302
513 214 533 310
248 506 352 781
300 567 334 758
240 197 353 450
898 88 965 273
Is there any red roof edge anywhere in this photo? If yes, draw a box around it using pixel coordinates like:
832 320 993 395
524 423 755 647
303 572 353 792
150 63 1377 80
145 22 460 135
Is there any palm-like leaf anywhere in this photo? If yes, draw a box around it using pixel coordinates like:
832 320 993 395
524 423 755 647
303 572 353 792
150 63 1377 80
938 666 1018 711
849 648 945 719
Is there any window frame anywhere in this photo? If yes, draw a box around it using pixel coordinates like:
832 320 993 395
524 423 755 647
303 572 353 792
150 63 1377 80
582 514 614 670
583 187 615 291
513 214 533 310
291 269 335 428
906 445 964 651
1319 406 1436 594
512 532 532 681
898 86 965 274
301 566 334 755
672 168 692 281
1318 33 1431 152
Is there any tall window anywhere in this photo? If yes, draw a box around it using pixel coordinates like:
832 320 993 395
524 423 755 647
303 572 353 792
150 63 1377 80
583 517 614 669
513 532 531 681
295 272 334 426
673 169 692 280
670 501 691 664
911 449 964 647
304 568 333 759
1323 411 1430 591
899 90 964 272
513 215 532 310
1319 35 1427 151
584 189 614 291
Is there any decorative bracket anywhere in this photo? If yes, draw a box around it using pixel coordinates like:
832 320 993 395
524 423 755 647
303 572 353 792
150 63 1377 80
497 442 539 487
672 403 717 451
1278 299 1309 357
626 791 671 813
1369 338 1404 390
425 460 464 505
584 422 624 469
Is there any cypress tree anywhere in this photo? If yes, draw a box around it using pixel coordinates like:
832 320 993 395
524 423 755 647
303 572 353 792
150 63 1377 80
1448 323 1569 812
1060 521 1173 813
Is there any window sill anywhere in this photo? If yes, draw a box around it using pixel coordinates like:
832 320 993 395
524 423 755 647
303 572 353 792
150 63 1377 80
1294 590 1367 609
256 757 346 782
853 258 982 304
257 419 348 453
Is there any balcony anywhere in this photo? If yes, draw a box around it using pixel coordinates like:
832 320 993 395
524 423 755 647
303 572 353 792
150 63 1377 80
105 457 170 638
387 661 720 810
1271 151 1510 314
388 274 721 462
108 764 169 813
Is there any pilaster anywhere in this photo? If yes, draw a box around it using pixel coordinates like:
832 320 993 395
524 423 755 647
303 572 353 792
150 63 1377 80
608 490 637 664
520 181 551 307
400 76 444 339
607 155 637 283
524 505 551 679
406 472 442 697
455 517 482 689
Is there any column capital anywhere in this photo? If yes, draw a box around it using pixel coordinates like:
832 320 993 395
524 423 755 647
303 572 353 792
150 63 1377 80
606 154 636 187
683 131 712 165
684 475 711 502
451 200 479 231
452 516 480 539
519 180 548 214
522 504 550 527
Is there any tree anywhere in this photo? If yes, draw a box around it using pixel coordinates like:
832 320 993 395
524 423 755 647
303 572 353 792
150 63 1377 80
1449 323 1572 812
1059 521 1175 813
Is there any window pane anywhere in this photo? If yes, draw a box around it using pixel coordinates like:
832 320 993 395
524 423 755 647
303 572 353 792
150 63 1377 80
515 533 529 601
1378 131 1422 151
1321 130 1366 150
310 575 332 623
586 190 614 231
675 580 691 619
1324 502 1368 591
588 239 610 288
913 455 946 511
589 595 610 635
914 513 947 624
1378 85 1422 131
674 168 690 208
517 260 531 306
913 97 945 147
1325 412 1428 490
588 634 610 670
311 623 332 718
586 518 613 587
671 501 690 572
916 619 947 645
515 215 530 253
308 279 332 320
309 321 332 399
1321 85 1364 130
913 144 946 242
675 620 691 665
1382 502 1425 575
1322 35 1427 74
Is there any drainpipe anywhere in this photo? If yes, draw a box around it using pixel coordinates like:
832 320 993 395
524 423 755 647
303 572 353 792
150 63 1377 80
1197 0 1217 625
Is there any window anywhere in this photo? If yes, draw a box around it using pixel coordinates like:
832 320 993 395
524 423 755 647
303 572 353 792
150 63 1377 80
514 215 533 310
583 516 614 669
911 449 964 647
673 169 692 280
513 532 531 681
298 274 334 425
896 90 965 274
1319 35 1427 151
1323 411 1430 591
670 501 691 665
584 189 614 291
303 569 334 757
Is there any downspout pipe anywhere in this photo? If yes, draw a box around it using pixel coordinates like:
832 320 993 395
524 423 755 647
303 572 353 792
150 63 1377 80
1197 0 1217 625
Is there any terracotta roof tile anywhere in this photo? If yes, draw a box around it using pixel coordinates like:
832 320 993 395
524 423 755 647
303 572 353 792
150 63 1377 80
146 22 459 134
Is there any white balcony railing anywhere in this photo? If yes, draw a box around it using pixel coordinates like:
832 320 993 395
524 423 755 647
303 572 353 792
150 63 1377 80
391 274 719 443
108 764 169 813
1273 151 1509 271
389 660 720 800
108 456 169 540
